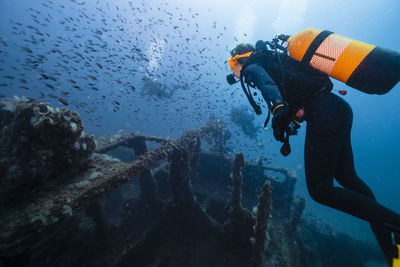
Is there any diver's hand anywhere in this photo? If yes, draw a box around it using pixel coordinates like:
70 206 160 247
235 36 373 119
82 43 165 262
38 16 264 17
272 105 290 142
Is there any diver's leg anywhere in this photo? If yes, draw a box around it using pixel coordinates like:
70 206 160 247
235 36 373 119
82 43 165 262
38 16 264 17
334 133 396 265
334 133 374 199
304 97 400 230
304 115 342 210
305 92 400 266
305 132 400 227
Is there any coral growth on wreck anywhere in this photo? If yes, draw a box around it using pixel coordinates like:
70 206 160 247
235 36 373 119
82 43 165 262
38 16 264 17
0 97 95 206
0 98 385 267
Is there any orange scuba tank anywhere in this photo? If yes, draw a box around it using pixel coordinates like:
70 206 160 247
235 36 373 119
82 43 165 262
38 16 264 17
287 28 400 94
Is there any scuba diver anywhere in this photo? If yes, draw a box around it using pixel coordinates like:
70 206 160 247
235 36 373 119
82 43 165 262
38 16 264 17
141 77 185 99
230 106 261 139
226 28 400 266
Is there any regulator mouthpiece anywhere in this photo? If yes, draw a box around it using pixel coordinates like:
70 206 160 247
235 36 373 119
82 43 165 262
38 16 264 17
226 73 238 85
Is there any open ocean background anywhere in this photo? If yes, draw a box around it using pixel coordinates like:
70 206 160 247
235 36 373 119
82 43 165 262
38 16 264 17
0 0 399 263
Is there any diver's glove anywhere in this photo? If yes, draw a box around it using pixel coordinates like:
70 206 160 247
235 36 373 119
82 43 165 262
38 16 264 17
272 105 290 142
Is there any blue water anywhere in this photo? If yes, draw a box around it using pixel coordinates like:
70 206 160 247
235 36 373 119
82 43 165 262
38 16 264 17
0 0 399 256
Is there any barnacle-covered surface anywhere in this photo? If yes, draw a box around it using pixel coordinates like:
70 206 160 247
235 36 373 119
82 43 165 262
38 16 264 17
0 97 95 208
0 98 385 267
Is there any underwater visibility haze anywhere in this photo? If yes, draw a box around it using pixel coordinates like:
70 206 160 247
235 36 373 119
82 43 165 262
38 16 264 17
0 0 399 266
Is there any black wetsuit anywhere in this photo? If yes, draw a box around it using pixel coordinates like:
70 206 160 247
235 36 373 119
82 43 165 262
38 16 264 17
243 60 400 265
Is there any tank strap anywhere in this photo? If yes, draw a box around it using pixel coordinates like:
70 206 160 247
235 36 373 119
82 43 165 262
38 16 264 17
301 30 333 64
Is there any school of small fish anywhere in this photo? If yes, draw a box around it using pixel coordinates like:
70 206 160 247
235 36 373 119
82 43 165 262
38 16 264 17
0 0 274 161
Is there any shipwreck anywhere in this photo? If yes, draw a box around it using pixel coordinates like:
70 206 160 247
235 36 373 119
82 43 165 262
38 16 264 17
0 97 384 267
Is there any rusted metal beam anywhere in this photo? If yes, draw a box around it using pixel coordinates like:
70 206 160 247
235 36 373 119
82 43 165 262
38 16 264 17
231 152 245 211
0 120 223 256
95 132 170 154
252 180 272 267
132 136 157 200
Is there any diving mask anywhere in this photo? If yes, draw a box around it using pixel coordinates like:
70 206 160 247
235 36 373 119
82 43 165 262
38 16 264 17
227 51 253 70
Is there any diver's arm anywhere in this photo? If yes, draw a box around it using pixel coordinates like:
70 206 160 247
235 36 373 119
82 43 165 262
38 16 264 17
243 64 285 113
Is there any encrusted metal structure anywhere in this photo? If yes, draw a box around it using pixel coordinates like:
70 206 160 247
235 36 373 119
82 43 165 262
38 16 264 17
0 98 385 267
0 119 223 253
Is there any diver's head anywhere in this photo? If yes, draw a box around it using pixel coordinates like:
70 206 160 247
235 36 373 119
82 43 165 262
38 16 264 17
228 43 255 78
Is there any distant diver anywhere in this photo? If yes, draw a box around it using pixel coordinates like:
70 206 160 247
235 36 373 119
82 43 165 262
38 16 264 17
226 28 400 266
141 77 188 99
230 106 261 139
